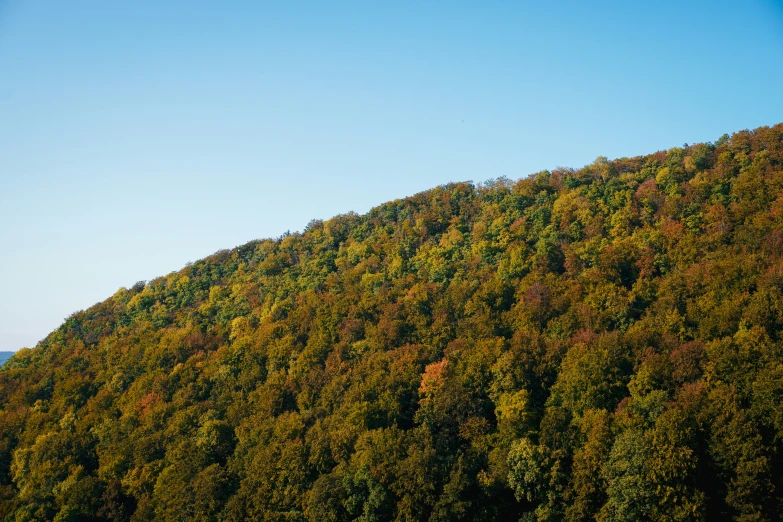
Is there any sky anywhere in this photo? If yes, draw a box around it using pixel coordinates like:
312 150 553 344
1 1 782 351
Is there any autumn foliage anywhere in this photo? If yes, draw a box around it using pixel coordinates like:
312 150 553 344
2 124 783 521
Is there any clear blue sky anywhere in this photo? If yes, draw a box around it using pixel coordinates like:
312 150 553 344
1 1 782 351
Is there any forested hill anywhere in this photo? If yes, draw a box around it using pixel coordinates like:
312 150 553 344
2 125 783 521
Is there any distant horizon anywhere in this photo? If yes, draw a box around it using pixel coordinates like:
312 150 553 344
0 352 14 367
2 1 783 351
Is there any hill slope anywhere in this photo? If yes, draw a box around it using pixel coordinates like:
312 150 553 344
2 125 783 521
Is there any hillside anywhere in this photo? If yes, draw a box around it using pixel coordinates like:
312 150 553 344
2 124 783 521
0 354 12 368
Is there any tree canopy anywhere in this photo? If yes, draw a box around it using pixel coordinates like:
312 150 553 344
2 124 783 521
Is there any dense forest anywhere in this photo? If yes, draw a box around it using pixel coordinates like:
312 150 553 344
2 124 783 521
